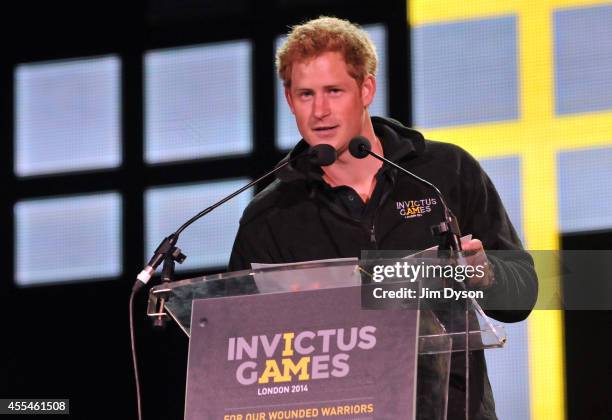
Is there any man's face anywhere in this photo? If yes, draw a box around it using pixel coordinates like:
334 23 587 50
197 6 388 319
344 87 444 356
284 51 375 154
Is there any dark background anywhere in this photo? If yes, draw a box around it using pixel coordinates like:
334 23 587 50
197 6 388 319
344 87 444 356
1 1 409 419
1 1 610 419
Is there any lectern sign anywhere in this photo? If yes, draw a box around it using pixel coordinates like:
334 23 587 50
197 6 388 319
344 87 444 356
185 286 418 419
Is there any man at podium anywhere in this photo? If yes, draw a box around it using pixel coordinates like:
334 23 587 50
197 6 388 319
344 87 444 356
229 16 537 420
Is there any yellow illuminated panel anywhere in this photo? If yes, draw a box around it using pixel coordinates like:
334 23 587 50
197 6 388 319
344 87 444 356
410 1 612 419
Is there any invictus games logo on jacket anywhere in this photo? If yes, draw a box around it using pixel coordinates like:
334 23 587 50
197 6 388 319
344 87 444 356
396 197 437 219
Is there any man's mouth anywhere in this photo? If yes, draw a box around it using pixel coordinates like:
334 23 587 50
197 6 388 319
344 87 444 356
313 125 339 132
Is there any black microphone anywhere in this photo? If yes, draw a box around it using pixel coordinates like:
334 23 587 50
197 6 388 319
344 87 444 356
348 136 463 253
348 136 371 159
134 144 337 291
308 143 337 166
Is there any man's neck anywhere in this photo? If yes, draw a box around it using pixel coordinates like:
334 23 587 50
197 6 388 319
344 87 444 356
321 134 384 202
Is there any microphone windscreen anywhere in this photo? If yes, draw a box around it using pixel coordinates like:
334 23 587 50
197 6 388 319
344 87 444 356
349 136 371 159
308 144 337 166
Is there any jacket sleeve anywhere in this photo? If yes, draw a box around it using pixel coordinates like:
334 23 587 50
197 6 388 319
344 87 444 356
457 153 538 323
228 225 251 272
228 211 283 273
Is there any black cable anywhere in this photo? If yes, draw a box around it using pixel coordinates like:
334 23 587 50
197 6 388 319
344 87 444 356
129 289 143 420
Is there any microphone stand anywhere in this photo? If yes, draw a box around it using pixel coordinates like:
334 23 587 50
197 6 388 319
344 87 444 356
128 144 337 420
351 137 471 420
133 143 337 321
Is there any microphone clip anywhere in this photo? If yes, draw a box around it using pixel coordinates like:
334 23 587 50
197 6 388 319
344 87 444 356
151 245 186 328
431 215 465 263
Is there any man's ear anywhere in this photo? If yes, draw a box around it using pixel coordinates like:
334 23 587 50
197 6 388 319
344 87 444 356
284 86 295 115
361 74 376 108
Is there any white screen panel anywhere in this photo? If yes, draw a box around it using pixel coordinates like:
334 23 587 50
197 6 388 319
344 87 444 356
15 193 122 286
15 56 121 176
145 41 253 163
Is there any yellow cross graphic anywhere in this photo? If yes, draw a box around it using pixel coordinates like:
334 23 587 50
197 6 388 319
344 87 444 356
410 1 612 419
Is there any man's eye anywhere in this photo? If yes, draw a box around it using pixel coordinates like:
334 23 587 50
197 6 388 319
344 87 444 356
299 91 313 98
329 88 342 95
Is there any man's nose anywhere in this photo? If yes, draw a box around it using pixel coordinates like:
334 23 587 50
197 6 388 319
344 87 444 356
312 94 331 119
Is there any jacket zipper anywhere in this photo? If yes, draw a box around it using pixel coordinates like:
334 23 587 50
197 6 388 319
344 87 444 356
367 176 395 249
370 225 377 246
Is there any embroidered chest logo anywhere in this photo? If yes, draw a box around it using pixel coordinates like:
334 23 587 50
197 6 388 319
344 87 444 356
396 198 437 219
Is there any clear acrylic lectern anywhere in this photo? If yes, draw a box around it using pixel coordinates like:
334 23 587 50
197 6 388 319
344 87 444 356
147 257 506 420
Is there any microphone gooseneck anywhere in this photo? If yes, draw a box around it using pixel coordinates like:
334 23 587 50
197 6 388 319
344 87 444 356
348 136 463 253
134 143 338 290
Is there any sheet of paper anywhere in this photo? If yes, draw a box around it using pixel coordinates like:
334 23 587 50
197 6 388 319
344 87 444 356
402 234 473 259
249 235 473 293
250 257 359 293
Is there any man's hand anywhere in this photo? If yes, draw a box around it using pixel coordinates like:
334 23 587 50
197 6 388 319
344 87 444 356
462 239 495 289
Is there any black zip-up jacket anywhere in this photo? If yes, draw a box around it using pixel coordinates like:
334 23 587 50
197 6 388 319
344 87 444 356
229 116 538 419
